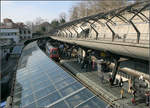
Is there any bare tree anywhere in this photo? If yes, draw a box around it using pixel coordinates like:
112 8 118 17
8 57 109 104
69 0 132 21
59 12 66 21
59 12 67 24
69 5 79 21
34 17 44 25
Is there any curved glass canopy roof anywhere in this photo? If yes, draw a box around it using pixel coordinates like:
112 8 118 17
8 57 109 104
12 42 107 108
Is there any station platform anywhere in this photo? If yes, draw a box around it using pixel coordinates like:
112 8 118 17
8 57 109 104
60 59 149 108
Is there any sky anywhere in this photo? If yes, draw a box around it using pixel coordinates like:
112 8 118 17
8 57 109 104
1 1 80 24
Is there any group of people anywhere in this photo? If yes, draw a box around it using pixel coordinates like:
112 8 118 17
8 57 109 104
80 55 93 72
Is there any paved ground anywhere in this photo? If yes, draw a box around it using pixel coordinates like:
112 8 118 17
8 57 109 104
60 59 149 108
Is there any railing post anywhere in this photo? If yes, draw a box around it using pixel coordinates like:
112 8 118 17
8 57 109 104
106 23 115 41
129 20 140 44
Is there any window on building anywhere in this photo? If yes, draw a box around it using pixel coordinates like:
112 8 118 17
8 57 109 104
28 31 31 34
24 31 26 34
19 30 22 34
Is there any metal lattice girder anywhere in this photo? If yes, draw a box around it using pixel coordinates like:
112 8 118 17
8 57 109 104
130 3 150 21
80 22 86 32
71 24 79 38
131 9 150 22
62 29 68 37
54 1 150 38
129 20 140 44
84 20 99 40
66 26 73 38
106 23 115 41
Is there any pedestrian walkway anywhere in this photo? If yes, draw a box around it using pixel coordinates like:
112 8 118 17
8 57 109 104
60 59 149 108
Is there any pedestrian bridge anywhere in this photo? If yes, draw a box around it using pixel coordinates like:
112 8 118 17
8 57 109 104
49 1 150 61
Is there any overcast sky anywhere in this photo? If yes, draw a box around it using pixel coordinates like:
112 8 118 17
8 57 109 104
1 1 80 23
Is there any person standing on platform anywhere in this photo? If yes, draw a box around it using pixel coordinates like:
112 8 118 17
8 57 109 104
120 88 124 99
145 91 150 106
119 77 123 87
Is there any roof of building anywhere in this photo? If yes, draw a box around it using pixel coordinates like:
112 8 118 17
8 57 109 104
11 41 107 108
1 18 30 30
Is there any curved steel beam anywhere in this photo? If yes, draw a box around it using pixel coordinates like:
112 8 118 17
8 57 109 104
85 20 99 40
132 9 150 22
130 3 150 21
72 24 79 38
128 10 145 22
66 27 73 38
106 23 115 41
129 20 140 44
63 29 68 38
61 31 65 37
80 22 86 32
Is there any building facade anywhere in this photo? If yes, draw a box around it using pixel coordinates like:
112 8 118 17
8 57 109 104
0 28 20 43
0 18 32 44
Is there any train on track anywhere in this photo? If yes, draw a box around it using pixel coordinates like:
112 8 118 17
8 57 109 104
46 42 60 62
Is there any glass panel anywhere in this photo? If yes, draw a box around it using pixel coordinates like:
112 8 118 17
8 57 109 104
76 96 107 108
46 91 61 104
50 101 69 108
36 91 61 107
36 96 50 107
55 77 76 90
13 92 22 103
60 82 83 97
32 80 51 91
34 85 56 100
65 89 93 107
15 88 33 98
24 102 36 108
21 94 34 107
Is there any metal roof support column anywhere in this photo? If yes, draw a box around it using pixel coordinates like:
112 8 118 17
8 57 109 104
128 4 150 44
61 31 65 37
59 31 61 36
130 4 150 22
63 29 68 38
79 22 87 38
66 27 73 38
57 30 60 36
96 20 105 26
80 23 85 32
99 16 116 41
111 57 120 86
106 23 115 41
129 20 140 44
86 20 99 40
72 24 79 38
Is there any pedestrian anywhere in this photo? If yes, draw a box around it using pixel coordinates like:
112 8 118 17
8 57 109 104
145 91 150 106
109 77 112 86
101 73 104 83
81 57 85 69
131 97 135 105
120 88 124 99
133 90 136 99
119 77 123 87
5 53 9 61
85 56 89 72
116 78 119 86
